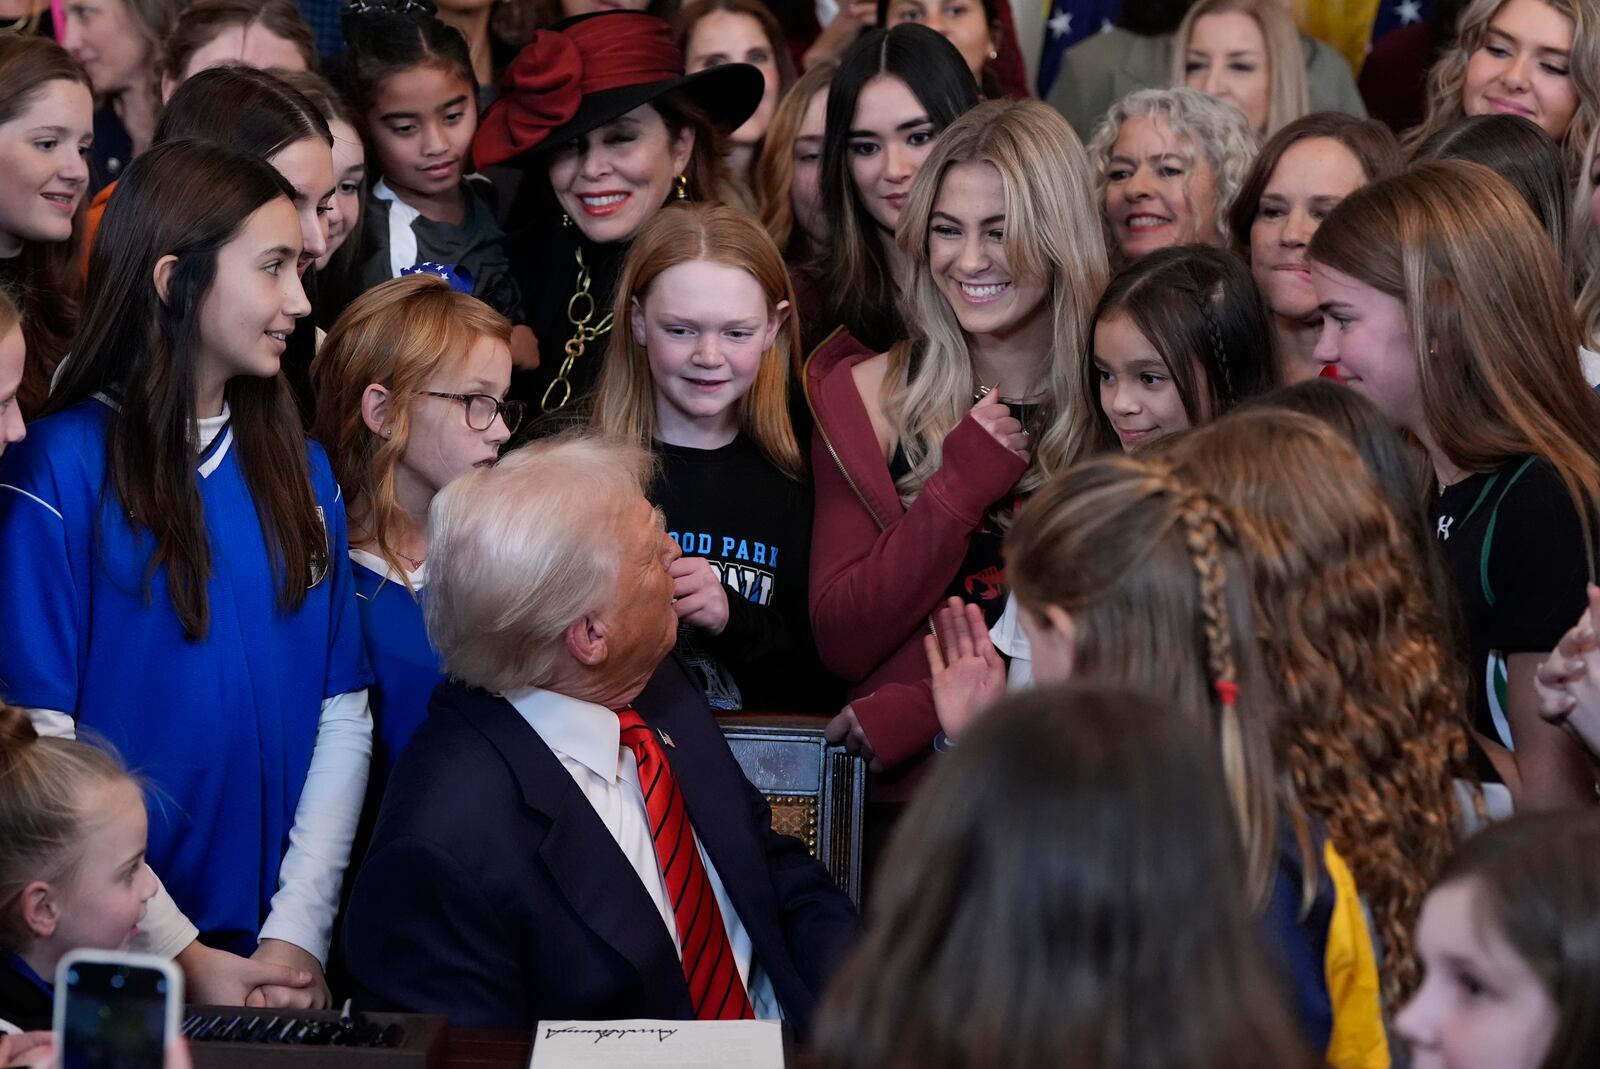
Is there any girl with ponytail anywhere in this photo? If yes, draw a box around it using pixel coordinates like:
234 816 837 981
0 704 157 1033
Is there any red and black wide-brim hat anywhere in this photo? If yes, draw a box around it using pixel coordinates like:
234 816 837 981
473 10 765 169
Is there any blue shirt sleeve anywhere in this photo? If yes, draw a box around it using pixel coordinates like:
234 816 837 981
0 420 93 712
308 442 375 700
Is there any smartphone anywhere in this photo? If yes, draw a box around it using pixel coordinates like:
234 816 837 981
53 950 183 1069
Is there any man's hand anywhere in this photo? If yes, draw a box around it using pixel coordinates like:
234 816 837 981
826 704 882 771
670 556 730 635
175 939 314 1008
247 940 330 1009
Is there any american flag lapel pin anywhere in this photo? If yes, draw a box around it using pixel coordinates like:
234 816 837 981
658 728 675 749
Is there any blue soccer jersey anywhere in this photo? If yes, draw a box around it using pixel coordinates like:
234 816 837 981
348 550 444 779
0 400 373 948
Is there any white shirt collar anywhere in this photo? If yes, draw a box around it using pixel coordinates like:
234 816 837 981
503 686 623 784
348 546 426 587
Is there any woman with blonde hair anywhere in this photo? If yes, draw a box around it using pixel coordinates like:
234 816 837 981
1310 158 1600 810
754 61 836 265
1088 86 1260 265
1406 0 1599 170
310 273 517 780
1171 406 1483 1011
590 202 829 712
1171 0 1309 135
808 97 1107 798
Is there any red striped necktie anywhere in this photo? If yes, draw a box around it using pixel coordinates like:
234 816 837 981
615 706 755 1020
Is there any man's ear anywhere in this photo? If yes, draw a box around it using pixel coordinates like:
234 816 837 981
361 384 393 438
16 880 59 942
152 254 180 307
565 611 609 667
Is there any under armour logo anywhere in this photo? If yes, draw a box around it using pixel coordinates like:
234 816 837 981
1437 515 1454 541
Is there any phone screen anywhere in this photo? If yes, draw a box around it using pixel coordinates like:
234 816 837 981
59 960 170 1069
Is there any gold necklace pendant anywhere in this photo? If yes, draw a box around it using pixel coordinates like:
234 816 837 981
541 247 614 413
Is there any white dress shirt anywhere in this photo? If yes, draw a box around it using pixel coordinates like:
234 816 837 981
503 686 782 1020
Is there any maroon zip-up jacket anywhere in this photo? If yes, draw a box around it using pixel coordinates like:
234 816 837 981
805 329 1027 801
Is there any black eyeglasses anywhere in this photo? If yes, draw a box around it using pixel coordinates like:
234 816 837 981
421 392 525 434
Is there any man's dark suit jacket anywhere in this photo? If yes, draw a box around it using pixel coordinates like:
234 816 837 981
341 655 860 1036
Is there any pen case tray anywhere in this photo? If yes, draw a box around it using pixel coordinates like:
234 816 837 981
186 1005 448 1069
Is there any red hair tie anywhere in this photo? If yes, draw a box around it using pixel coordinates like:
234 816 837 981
1214 680 1240 707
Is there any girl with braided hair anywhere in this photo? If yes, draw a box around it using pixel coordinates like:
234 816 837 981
1171 406 1486 1014
927 453 1390 1068
1082 243 1274 453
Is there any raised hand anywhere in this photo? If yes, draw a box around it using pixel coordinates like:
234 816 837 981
925 596 1006 742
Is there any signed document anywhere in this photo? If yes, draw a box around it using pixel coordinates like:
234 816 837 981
529 1019 784 1068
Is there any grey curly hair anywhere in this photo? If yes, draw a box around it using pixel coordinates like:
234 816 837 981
1087 87 1261 261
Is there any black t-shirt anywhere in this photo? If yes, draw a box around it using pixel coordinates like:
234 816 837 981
649 435 838 712
1429 458 1593 744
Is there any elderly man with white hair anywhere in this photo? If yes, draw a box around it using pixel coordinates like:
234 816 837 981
341 433 859 1034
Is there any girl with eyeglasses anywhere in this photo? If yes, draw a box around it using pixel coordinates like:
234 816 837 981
310 273 517 784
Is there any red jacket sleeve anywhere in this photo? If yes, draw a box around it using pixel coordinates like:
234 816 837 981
852 679 939 770
808 415 1027 683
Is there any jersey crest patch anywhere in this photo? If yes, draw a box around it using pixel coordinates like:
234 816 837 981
310 506 330 589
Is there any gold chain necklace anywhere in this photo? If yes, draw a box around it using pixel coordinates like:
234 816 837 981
541 247 614 413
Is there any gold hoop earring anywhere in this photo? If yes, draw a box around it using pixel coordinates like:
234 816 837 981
673 173 688 200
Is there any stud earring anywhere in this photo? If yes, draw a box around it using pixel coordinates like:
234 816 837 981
673 173 688 200
561 212 573 228
987 47 998 60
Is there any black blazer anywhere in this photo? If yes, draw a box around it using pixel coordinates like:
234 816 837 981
342 656 859 1035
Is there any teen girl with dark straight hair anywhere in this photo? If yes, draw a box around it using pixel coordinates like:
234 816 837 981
809 23 979 352
0 139 372 1008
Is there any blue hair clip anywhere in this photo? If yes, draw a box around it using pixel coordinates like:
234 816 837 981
400 261 476 294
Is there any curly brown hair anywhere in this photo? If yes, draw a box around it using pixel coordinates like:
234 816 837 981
1170 407 1481 1006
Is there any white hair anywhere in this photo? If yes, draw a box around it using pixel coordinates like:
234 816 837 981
425 432 654 692
1087 86 1262 252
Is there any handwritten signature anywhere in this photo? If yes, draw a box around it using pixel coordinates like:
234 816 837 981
543 1026 679 1045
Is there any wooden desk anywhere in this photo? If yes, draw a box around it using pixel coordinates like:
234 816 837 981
443 1030 529 1069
